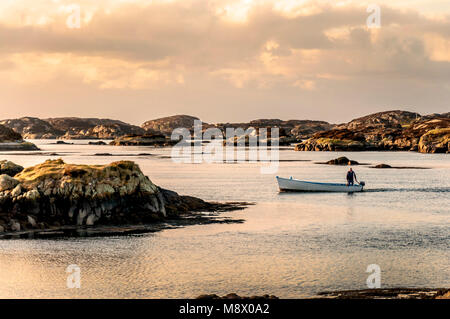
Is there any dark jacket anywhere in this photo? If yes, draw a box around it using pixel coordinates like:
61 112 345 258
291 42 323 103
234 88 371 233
347 171 356 182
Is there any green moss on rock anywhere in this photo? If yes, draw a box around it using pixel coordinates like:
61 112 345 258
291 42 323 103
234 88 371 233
15 159 159 197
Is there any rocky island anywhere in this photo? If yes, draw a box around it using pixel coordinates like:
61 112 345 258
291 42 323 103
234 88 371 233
295 111 450 153
0 124 39 151
0 117 145 140
109 134 177 146
206 119 333 141
141 115 333 146
142 115 202 136
0 117 63 139
0 159 246 236
45 117 146 139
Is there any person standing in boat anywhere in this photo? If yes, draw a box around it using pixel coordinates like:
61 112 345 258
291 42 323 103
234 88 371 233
346 167 358 186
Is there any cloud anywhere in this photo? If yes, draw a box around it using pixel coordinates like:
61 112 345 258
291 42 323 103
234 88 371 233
0 0 449 122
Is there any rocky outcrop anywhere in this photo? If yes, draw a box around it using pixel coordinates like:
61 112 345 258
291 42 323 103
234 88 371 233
0 117 147 140
209 119 333 141
142 115 202 136
290 121 335 139
0 159 241 234
0 117 63 139
0 124 39 151
325 157 359 165
295 111 450 153
141 115 333 142
0 142 40 151
89 141 107 145
46 117 145 139
247 119 333 139
0 124 22 141
336 110 420 131
418 128 450 154
319 288 450 299
222 127 297 146
369 163 429 169
62 123 146 140
197 293 279 300
0 160 24 176
0 175 20 192
294 129 372 151
373 164 392 168
110 134 177 146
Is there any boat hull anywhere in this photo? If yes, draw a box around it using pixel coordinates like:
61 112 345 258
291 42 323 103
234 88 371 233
276 176 364 193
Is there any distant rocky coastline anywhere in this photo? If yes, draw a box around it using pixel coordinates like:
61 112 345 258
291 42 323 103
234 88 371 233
0 159 247 237
142 115 201 136
295 111 449 153
0 115 333 142
0 117 145 140
1 110 448 153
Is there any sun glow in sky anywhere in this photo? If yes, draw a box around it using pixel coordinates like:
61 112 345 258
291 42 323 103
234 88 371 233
0 0 449 124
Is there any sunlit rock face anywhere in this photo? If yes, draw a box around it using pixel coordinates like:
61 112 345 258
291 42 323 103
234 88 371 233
295 111 450 153
0 159 225 234
0 160 166 232
418 128 450 154
0 117 63 139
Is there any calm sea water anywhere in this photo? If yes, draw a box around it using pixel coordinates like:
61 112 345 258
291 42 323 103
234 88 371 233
0 140 449 298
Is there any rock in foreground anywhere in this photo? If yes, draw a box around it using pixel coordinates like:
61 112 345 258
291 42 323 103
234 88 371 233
0 159 244 234
0 160 24 176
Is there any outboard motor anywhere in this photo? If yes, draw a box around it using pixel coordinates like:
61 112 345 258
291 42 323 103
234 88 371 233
359 181 366 186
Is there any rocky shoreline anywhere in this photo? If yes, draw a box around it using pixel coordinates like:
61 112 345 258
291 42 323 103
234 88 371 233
0 159 248 238
1 111 448 152
197 293 279 300
0 124 39 151
194 288 450 299
295 111 449 153
318 288 450 299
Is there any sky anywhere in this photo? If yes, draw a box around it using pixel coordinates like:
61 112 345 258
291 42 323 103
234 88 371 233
0 0 450 125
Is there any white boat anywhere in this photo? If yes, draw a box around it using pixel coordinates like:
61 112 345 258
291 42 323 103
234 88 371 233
276 176 365 193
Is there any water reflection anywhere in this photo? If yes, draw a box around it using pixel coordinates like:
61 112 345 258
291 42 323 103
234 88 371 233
0 142 449 298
